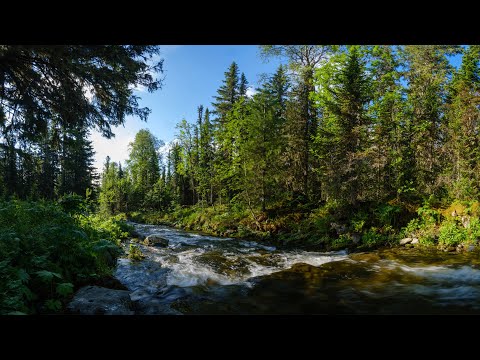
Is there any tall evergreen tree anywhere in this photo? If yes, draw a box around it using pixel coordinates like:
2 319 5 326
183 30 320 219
368 45 406 201
239 72 249 98
212 62 240 123
127 129 161 208
402 45 461 197
313 46 372 206
260 45 336 201
443 45 480 200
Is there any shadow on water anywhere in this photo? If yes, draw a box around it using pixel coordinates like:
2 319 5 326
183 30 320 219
115 222 480 314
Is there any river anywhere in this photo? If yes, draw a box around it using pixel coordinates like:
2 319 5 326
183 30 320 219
113 222 480 314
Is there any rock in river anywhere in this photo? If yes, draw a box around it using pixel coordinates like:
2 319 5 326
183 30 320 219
399 237 418 245
144 234 169 247
67 286 134 315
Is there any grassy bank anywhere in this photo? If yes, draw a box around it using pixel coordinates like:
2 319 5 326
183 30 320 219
129 200 480 253
0 198 133 315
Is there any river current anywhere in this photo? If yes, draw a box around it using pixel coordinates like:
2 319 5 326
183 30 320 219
113 222 480 314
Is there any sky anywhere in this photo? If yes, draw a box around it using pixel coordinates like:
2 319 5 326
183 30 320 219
90 45 284 170
90 46 464 171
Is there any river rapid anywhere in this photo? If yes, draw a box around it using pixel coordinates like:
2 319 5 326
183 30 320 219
113 222 480 314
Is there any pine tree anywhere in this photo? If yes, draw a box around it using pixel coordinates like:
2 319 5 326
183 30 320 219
402 45 461 197
313 46 372 206
212 62 240 123
444 45 480 200
260 45 336 202
368 45 406 202
126 129 161 209
239 72 249 98
211 62 245 203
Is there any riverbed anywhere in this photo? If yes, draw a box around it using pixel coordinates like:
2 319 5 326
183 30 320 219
113 222 480 314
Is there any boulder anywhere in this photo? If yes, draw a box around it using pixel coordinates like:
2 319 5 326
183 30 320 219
411 238 419 244
400 237 414 245
67 286 134 315
467 244 476 252
144 234 169 247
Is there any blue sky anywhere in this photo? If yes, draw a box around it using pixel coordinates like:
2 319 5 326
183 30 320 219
91 45 284 169
90 45 464 171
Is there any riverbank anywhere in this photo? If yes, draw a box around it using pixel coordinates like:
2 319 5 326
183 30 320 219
0 199 131 315
128 200 480 254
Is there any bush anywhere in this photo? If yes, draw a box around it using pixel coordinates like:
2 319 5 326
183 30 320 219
128 244 144 261
438 221 466 247
330 234 352 250
0 200 124 314
360 228 388 248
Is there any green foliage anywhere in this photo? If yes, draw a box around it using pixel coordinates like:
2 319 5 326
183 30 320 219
0 200 124 314
438 221 466 247
466 218 480 242
374 203 402 227
417 204 441 226
56 283 74 297
360 228 388 248
331 234 352 250
44 299 62 312
0 45 163 200
128 244 144 261
58 193 89 215
35 270 62 283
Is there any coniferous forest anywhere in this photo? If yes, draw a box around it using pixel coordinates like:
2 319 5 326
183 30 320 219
2 45 480 315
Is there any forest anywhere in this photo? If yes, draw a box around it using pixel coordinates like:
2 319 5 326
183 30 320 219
1 45 480 314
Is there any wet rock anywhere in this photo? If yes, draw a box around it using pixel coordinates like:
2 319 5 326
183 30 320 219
400 237 416 245
67 286 134 315
467 245 476 252
134 298 183 315
144 234 169 247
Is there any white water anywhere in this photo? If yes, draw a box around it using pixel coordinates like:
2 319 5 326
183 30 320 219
127 222 349 288
116 222 480 314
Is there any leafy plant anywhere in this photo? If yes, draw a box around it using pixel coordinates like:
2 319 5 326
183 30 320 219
128 244 144 261
438 221 466 246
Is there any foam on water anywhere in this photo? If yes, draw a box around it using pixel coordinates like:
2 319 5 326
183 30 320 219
123 222 480 313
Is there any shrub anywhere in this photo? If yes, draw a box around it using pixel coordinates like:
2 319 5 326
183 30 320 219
360 228 387 248
330 234 352 250
128 244 144 261
438 221 466 247
0 200 124 314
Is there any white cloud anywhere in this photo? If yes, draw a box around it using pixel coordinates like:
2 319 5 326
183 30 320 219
132 84 147 93
158 139 179 165
90 117 146 171
246 86 257 98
